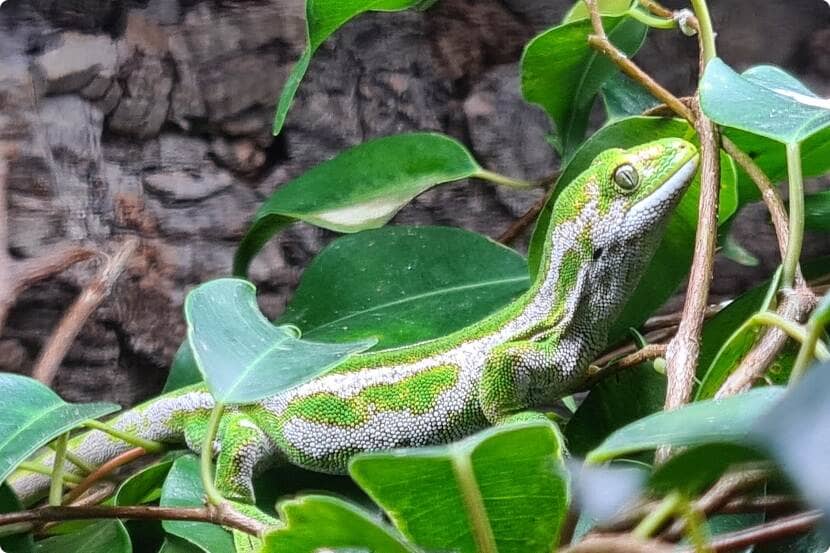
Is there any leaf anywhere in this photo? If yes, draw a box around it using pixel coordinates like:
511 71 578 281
587 387 785 463
273 0 426 135
700 60 830 145
601 71 660 122
521 16 647 158
562 0 634 22
261 495 417 553
528 116 738 343
649 443 764 496
569 461 645 523
695 268 782 400
161 342 201 393
234 133 483 276
805 190 830 232
185 278 375 404
33 520 131 553
565 362 666 457
755 529 830 553
159 536 205 553
349 420 569 553
278 226 529 350
753 361 830 529
0 373 119 485
160 455 235 553
1 483 33 553
114 458 176 506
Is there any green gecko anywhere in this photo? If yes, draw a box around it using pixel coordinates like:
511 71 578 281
8 138 698 505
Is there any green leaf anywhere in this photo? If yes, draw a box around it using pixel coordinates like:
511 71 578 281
160 455 235 553
601 72 660 122
700 59 830 145
278 226 529 350
273 0 426 135
33 520 131 553
114 458 176 506
349 420 569 553
695 268 782 400
185 278 375 404
1 483 33 553
649 443 764 496
159 536 205 553
161 342 201 393
805 190 830 232
521 16 647 158
261 495 417 553
528 116 738 343
754 361 830 527
234 133 483 276
0 373 119 485
587 387 785 463
562 0 634 22
565 362 666 457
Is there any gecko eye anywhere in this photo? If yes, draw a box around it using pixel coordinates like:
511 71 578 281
613 163 639 192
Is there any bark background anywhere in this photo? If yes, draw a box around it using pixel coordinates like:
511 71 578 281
0 0 828 406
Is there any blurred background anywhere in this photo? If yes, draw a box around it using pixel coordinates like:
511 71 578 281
0 0 828 406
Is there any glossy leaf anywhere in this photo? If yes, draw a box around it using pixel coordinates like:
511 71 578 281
159 536 204 553
185 278 375 404
1 483 33 553
701 60 830 145
521 16 647 158
261 495 417 553
234 133 483 276
278 226 529 350
162 342 201 393
33 520 131 553
587 387 785 463
273 0 427 135
649 443 764 495
160 455 235 553
601 72 660 122
695 269 781 400
565 362 666 457
528 116 738 343
0 373 119 485
114 458 176 506
754 362 830 528
350 420 568 553
805 190 830 232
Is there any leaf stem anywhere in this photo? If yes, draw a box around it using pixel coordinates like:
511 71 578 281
48 444 95 475
83 419 165 453
474 169 537 189
201 402 227 506
689 0 716 64
451 451 498 553
679 498 713 553
749 312 830 360
633 492 682 539
49 433 69 506
17 462 83 484
789 294 830 381
627 7 676 29
782 142 805 289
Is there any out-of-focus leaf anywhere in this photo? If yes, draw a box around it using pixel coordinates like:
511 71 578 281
521 16 647 158
234 133 485 276
753 362 830 529
261 495 417 553
33 520 130 553
1 483 33 553
160 455 235 553
587 387 785 463
805 191 830 232
186 278 374 404
0 373 118 485
278 226 529 350
350 420 569 553
569 461 645 523
649 443 765 496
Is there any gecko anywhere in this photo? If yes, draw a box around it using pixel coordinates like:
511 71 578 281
8 138 699 505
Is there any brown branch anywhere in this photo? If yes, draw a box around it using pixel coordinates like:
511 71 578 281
0 503 267 537
663 100 720 415
561 534 675 553
643 304 722 332
706 510 822 552
499 194 548 244
30 238 138 385
718 495 802 515
62 447 148 505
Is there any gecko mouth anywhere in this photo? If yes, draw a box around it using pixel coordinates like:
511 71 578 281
627 154 700 221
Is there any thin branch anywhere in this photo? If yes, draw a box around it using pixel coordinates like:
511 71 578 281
664 100 720 413
706 510 822 552
31 238 139 385
561 534 676 553
499 194 548 244
718 495 802 515
62 447 148 505
0 503 267 537
643 304 722 332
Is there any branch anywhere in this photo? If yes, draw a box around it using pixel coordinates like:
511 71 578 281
0 503 267 537
499 194 548 244
706 510 822 552
62 447 147 505
561 534 675 553
31 238 139 385
663 100 720 413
